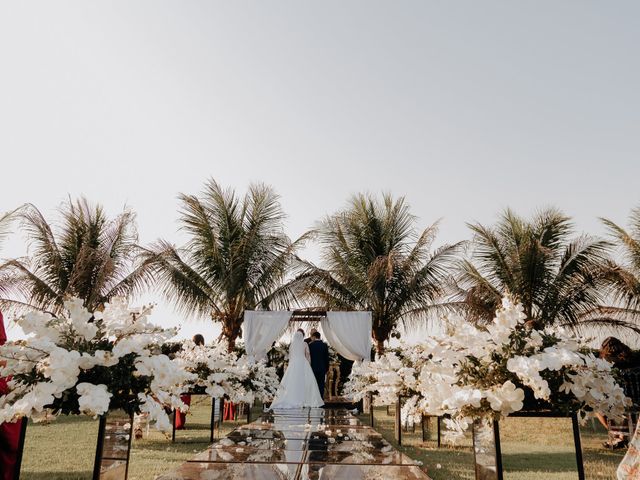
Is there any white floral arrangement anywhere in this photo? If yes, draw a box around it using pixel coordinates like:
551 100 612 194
345 297 630 441
416 297 629 440
0 298 192 433
226 355 280 404
343 344 426 427
174 340 280 405
173 340 240 399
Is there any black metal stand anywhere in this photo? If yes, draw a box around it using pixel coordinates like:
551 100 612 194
571 413 585 480
507 411 584 480
493 420 504 480
93 415 108 480
15 411 134 480
92 411 134 480
420 415 443 445
13 418 28 480
472 411 584 480
171 409 177 443
171 395 219 444
369 392 374 427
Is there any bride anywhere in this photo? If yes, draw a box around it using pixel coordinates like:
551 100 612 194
270 329 324 409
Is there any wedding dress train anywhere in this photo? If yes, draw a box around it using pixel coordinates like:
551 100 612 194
270 331 324 409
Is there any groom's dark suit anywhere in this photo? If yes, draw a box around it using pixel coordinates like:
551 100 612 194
308 339 330 399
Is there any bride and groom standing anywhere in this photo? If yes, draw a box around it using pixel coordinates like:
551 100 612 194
271 329 330 409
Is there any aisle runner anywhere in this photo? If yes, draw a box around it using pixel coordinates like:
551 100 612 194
156 407 431 480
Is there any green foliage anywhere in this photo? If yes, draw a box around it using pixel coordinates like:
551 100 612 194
300 193 461 352
455 208 633 331
599 207 640 325
0 199 153 314
140 179 304 350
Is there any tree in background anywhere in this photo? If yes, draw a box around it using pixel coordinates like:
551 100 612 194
141 179 303 351
0 199 152 314
454 208 638 332
300 193 461 353
0 207 21 301
598 207 640 327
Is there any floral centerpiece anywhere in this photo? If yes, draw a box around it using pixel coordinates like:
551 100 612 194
173 339 240 399
415 297 629 440
344 345 428 427
345 297 630 441
0 297 191 433
228 355 280 404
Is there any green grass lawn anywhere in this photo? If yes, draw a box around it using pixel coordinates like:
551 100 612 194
20 396 259 480
359 406 625 480
19 400 626 479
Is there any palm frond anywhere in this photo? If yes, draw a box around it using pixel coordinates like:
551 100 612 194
0 207 21 252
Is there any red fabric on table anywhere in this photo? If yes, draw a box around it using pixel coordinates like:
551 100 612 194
174 394 191 430
0 311 22 480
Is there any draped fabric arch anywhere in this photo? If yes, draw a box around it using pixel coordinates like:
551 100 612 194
322 312 372 361
243 311 292 361
242 310 372 362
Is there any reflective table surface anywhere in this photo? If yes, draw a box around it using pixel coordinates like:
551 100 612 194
157 407 431 480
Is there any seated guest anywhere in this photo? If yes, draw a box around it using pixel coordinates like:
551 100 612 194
597 337 637 448
600 336 636 369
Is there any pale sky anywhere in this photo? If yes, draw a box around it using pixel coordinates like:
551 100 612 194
1 1 639 342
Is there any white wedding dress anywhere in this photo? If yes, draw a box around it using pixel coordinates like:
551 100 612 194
270 331 324 409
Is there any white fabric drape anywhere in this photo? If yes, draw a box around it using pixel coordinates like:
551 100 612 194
322 312 372 361
243 311 292 361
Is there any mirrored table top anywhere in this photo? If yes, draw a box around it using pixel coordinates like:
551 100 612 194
157 407 431 480
157 461 430 480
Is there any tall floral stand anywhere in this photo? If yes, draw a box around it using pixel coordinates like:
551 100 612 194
14 411 133 480
171 396 219 444
395 395 403 445
472 419 503 480
93 410 135 480
420 415 442 446
471 412 585 480
366 392 374 427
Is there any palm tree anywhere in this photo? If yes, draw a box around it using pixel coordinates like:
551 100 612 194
0 207 21 300
454 208 635 332
0 199 153 314
599 207 640 324
0 208 18 251
300 193 461 354
140 179 303 351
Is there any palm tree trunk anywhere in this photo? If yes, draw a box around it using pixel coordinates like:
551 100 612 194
221 317 242 353
226 335 236 353
373 322 387 355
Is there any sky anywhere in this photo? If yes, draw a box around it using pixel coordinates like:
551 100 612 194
0 1 639 342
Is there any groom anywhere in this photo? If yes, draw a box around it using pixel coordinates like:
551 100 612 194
308 331 330 400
